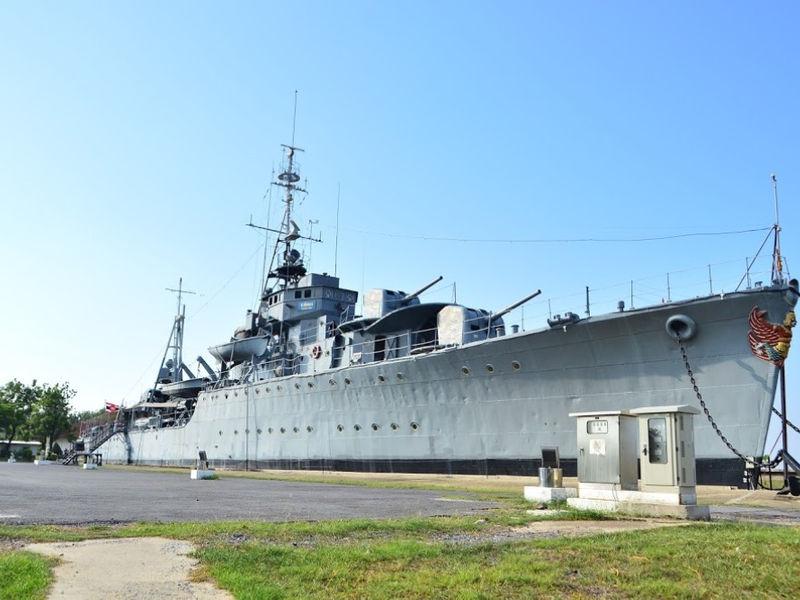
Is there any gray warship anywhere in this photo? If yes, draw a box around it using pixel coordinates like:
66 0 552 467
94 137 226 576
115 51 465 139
96 140 798 485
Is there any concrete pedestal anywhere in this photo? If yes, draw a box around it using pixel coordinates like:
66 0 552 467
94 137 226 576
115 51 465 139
190 469 216 480
577 483 696 506
34 459 52 466
82 463 98 470
524 486 578 503
567 497 710 520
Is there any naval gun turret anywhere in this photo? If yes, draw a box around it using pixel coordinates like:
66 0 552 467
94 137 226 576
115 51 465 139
437 289 542 346
364 276 444 319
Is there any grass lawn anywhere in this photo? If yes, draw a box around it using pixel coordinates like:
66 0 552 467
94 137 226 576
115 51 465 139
0 551 55 600
2 515 799 598
193 522 800 599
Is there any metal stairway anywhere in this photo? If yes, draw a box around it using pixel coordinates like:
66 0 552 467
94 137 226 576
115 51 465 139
61 423 125 465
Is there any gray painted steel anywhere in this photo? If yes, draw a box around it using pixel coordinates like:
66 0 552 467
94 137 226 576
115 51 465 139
98 287 788 470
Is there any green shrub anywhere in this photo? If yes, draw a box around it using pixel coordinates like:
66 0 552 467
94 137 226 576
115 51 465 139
13 447 34 462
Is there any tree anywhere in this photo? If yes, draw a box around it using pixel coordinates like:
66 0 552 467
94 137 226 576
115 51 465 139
28 383 75 450
0 380 38 455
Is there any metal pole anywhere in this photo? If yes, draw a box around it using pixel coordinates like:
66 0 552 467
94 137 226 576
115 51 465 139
780 366 789 486
745 257 752 289
334 183 341 277
666 273 671 302
708 265 713 295
585 286 590 317
771 174 783 284
630 280 634 309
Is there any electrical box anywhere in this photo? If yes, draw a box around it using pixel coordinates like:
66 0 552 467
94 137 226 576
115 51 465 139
569 410 638 490
630 405 700 495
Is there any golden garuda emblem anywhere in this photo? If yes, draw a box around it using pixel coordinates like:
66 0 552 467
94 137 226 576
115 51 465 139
748 307 796 367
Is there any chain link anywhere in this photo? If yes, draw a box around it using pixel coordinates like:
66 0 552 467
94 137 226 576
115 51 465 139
677 340 783 468
772 407 800 435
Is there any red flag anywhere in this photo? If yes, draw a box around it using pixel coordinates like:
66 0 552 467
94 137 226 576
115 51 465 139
105 401 120 413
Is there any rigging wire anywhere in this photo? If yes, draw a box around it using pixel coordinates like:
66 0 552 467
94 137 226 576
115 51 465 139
189 240 266 319
735 227 776 291
329 225 772 245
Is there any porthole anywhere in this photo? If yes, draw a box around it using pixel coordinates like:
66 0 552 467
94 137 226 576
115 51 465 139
245 429 250 434
277 385 283 391
294 383 301 390
396 373 404 380
308 382 314 388
306 426 313 432
371 423 379 431
268 427 273 434
234 430 239 435
344 377 352 385
293 426 299 433
461 366 471 375
410 421 419 430
280 427 286 434
337 424 344 432
329 378 336 386
354 424 361 431
218 430 223 436
377 375 386 383
224 394 229 399
255 388 260 394
511 360 521 371
257 429 262 434
234 392 238 397
390 423 399 430
485 364 494 373
266 387 271 393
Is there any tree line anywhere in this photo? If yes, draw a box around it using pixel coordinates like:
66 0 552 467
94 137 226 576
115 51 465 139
0 379 110 460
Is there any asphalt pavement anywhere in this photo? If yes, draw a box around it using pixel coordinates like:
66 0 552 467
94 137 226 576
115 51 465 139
0 463 494 525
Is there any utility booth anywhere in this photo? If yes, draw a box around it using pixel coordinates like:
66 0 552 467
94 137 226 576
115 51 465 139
630 405 699 503
567 405 708 520
573 410 638 491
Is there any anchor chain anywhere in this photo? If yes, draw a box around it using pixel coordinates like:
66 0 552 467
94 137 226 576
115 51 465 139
772 407 800 435
677 340 783 468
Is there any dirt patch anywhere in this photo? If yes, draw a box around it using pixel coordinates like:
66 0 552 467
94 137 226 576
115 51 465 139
435 519 686 545
27 537 232 599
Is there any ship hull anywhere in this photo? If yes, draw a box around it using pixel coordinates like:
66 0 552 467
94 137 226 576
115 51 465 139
98 288 790 485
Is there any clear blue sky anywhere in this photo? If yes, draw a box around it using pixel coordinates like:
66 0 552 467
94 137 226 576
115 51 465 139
1 1 798 450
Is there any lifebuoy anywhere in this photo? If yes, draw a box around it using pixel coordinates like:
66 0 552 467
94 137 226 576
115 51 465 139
311 345 322 359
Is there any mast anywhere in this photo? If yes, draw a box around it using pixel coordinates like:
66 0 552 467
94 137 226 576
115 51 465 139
771 174 783 284
247 93 321 300
162 278 196 383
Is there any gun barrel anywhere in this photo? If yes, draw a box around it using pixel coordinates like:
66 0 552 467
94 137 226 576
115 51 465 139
492 289 542 320
196 356 218 381
402 275 444 304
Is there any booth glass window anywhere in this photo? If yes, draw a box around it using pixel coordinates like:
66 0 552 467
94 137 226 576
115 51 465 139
648 417 667 464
